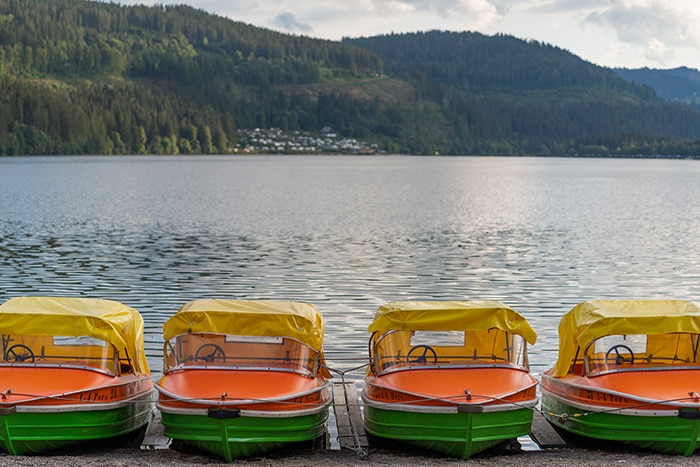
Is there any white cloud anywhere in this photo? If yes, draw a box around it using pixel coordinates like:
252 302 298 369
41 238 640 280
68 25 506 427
371 0 505 25
524 0 607 15
93 0 700 69
272 13 313 33
584 0 700 66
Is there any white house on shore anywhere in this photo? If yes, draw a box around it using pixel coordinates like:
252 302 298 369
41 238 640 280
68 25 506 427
320 127 337 138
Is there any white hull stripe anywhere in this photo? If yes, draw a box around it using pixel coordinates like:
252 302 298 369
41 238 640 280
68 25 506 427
156 400 331 418
542 390 684 417
361 393 538 414
368 380 538 406
156 381 331 406
541 375 700 410
2 389 156 414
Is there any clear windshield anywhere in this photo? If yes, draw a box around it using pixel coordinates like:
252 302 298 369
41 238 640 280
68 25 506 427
1 334 120 375
583 333 700 376
370 328 530 375
164 332 320 376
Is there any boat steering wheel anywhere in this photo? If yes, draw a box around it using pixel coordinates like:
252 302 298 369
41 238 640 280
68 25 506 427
406 345 438 364
4 344 35 363
195 344 226 363
605 344 635 365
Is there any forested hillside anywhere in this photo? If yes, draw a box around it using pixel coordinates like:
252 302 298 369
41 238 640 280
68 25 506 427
2 0 700 156
615 67 700 110
0 0 385 155
346 32 700 156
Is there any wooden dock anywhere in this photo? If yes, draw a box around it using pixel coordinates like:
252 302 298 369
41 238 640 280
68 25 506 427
529 411 567 448
331 381 369 451
141 411 170 450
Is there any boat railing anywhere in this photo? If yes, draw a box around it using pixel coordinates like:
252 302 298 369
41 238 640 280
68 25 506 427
181 354 315 369
1 337 120 375
376 356 521 374
0 359 119 376
164 333 322 375
369 329 529 375
168 361 317 377
165 348 319 376
580 332 700 376
584 354 700 376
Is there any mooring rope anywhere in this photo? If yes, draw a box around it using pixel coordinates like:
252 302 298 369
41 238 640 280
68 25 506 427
0 388 154 404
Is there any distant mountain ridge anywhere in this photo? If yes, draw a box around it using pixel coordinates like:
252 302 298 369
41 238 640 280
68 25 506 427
346 31 700 156
346 31 623 92
1 0 700 156
614 66 700 109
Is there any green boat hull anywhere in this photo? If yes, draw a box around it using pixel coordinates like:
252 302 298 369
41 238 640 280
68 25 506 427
363 405 534 459
160 409 329 461
0 396 154 455
541 393 700 456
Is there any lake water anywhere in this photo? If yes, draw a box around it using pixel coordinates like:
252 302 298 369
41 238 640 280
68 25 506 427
1 155 700 381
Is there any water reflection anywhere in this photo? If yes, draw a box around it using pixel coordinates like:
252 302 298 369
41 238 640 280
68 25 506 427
1 155 700 380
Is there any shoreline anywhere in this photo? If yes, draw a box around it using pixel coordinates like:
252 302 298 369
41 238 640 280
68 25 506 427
2 391 693 466
1 409 695 466
1 442 698 466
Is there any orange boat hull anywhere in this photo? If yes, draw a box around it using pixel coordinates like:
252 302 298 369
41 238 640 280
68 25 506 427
156 369 331 460
364 366 537 407
0 367 153 406
0 367 154 455
362 367 538 459
157 368 331 412
541 369 700 456
542 369 700 412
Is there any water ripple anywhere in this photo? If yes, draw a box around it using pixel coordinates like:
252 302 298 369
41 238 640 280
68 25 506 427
1 156 700 379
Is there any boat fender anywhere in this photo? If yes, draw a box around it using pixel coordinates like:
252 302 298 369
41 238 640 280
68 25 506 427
207 408 241 419
678 409 700 420
457 404 483 413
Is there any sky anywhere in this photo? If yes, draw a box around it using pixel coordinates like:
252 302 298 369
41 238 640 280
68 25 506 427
102 0 700 71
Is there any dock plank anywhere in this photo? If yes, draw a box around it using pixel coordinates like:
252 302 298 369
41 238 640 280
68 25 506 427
141 411 171 450
529 411 568 449
332 381 368 450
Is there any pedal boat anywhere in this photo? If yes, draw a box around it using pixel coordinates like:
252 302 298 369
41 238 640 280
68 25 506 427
541 300 700 456
362 301 538 459
156 299 332 461
0 296 155 455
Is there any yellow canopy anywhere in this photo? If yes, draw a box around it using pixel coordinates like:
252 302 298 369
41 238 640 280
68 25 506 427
163 299 326 351
552 299 700 377
367 301 537 345
0 296 150 376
